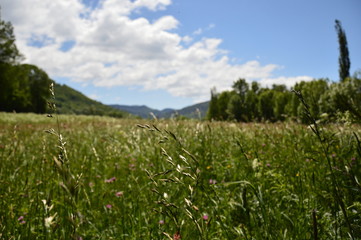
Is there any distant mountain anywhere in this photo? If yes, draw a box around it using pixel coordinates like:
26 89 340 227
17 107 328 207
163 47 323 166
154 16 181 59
109 101 209 119
53 83 131 118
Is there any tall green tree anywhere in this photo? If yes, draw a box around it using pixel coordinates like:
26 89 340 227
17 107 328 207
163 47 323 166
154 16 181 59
230 78 249 121
227 93 243 121
0 15 52 113
0 13 25 111
217 90 233 120
335 19 350 82
21 64 53 113
258 89 275 121
0 14 24 64
207 87 220 120
272 84 291 121
294 79 329 123
322 73 361 121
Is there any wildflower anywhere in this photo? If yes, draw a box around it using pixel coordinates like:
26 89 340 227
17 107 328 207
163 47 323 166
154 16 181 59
206 166 212 170
252 158 260 170
129 163 136 170
331 153 336 158
105 177 116 183
106 204 112 209
159 220 165 225
88 182 95 187
209 179 216 184
18 216 24 221
266 163 271 167
44 213 57 228
115 191 123 197
203 215 209 221
173 231 181 240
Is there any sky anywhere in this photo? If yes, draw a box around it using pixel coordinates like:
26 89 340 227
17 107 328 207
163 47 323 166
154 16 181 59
1 0 361 110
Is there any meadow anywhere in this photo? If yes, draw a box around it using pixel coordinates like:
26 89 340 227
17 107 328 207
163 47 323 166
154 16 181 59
0 112 360 239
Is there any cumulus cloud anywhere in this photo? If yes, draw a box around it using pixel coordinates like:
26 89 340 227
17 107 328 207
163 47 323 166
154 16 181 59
1 0 313 104
259 76 314 89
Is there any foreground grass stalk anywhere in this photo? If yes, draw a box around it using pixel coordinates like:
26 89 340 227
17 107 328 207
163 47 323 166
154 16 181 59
46 83 82 239
139 124 211 239
294 90 355 239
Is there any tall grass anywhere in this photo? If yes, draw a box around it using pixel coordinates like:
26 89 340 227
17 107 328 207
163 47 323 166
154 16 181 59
0 111 360 239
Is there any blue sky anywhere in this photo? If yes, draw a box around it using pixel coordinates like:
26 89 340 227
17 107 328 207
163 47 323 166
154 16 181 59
2 0 361 110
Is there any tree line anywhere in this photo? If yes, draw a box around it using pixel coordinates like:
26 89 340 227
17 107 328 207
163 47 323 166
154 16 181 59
0 14 52 113
207 20 360 123
206 75 361 123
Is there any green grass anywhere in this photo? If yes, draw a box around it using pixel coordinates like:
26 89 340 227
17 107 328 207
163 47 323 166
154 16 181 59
0 112 360 239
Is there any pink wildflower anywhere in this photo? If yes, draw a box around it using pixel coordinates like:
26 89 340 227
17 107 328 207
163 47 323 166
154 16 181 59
173 231 181 240
106 204 112 209
115 191 124 197
105 177 116 183
209 179 217 184
203 215 209 221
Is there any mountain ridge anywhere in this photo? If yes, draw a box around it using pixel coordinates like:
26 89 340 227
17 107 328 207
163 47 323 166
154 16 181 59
53 83 131 118
109 101 209 119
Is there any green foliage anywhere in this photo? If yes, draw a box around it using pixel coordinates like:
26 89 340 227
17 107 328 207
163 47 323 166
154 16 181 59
227 93 243 121
294 79 329 123
335 19 350 82
206 76 361 123
0 17 52 114
258 88 275 121
217 91 233 120
319 74 361 122
0 63 52 113
0 113 360 239
53 83 129 118
206 87 219 120
0 15 24 64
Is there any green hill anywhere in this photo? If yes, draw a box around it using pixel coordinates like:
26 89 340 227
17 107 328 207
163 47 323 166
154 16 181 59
53 83 130 118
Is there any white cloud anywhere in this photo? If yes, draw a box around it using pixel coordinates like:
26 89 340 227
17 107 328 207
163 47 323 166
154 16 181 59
1 0 312 104
259 76 314 88
132 0 172 11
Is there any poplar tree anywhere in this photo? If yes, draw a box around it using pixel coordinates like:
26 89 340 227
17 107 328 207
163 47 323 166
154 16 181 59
335 19 350 82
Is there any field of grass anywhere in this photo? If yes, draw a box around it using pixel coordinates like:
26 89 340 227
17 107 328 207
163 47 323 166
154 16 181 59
0 112 360 239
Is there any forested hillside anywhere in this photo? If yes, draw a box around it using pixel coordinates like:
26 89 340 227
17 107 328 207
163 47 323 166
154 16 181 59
0 16 127 118
53 83 129 117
